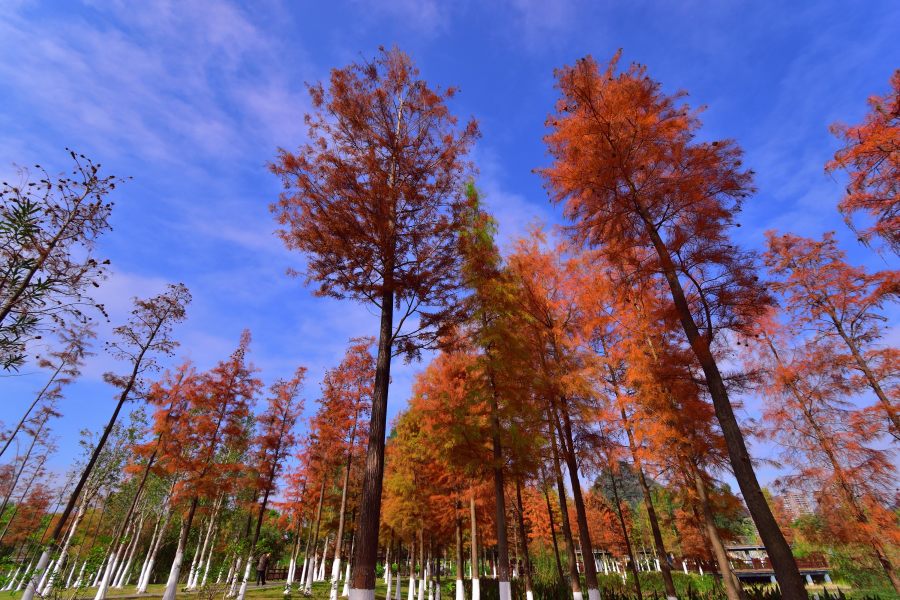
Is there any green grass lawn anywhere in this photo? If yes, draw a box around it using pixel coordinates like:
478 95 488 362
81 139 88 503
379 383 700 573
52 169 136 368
0 579 396 600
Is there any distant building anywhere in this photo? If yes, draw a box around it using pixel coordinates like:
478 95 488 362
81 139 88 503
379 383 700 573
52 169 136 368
780 491 814 518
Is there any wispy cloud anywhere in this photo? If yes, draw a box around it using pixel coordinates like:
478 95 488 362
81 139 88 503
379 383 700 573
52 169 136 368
0 0 312 167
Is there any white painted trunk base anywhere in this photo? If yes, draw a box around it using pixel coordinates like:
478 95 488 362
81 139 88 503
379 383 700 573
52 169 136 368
499 582 510 600
588 589 601 600
329 558 342 600
138 556 157 593
20 550 50 600
235 554 253 600
341 560 351 597
349 589 375 600
161 546 185 600
454 579 463 600
3 568 21 591
472 578 480 600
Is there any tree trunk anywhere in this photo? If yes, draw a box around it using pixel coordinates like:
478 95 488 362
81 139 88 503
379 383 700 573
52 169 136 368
549 418 581 600
455 503 465 600
304 482 327 593
342 524 355 597
692 465 745 600
408 537 417 600
470 491 480 600
489 393 511 600
385 530 394 585
162 497 199 600
633 198 807 600
418 529 426 600
515 482 534 600
237 484 275 600
138 505 174 593
554 398 599 600
607 466 642 600
331 437 356 600
541 477 566 592
349 288 394 600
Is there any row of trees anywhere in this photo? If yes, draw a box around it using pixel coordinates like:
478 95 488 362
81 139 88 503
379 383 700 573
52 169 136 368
267 47 900 600
2 44 899 600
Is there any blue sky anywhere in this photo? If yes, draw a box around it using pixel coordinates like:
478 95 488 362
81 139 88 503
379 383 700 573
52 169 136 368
2 0 900 490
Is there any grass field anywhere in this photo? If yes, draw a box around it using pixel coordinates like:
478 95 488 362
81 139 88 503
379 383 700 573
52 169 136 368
0 580 396 600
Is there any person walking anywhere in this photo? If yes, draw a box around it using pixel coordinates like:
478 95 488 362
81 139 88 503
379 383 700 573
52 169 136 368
256 553 270 587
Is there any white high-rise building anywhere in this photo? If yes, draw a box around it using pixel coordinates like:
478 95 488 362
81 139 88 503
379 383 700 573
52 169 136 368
780 492 814 518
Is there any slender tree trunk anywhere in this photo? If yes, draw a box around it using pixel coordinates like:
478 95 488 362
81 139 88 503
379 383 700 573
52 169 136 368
191 493 223 590
541 478 566 592
470 491 480 600
162 497 199 600
407 537 417 600
138 505 174 593
94 516 134 600
349 286 394 600
600 326 679 600
237 481 275 600
115 515 144 588
331 434 357 600
299 520 313 588
454 503 465 600
385 530 394 585
515 482 534 600
201 526 220 588
554 398 599 600
488 381 511 600
633 198 806 600
872 547 900 597
136 516 160 590
418 529 426 600
549 419 581 600
304 482 327 594
607 466 642 600
38 494 84 592
342 524 356 597
691 465 744 600
629 434 677 599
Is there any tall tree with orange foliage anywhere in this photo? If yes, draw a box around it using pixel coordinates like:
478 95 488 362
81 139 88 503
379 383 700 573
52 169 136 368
129 360 199 595
578 263 679 600
745 315 900 595
159 331 261 600
606 268 749 600
826 70 900 253
538 52 804 598
764 230 900 440
504 230 603 600
235 367 306 600
269 46 479 600
316 338 374 600
457 185 521 600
